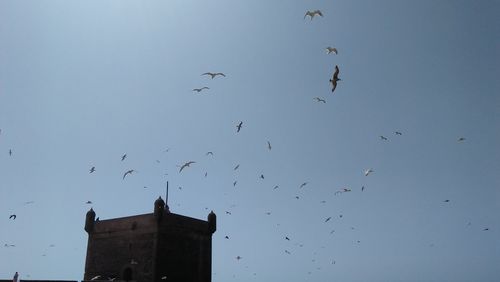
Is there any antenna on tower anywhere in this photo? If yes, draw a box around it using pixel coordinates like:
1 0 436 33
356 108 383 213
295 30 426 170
165 181 169 206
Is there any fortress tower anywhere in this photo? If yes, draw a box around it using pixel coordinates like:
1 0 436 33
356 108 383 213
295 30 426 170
83 198 216 282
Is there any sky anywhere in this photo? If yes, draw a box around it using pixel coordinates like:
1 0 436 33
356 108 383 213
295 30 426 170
0 0 499 281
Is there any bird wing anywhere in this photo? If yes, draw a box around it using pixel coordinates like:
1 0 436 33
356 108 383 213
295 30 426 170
216 73 226 77
316 10 323 17
201 72 213 76
334 65 339 78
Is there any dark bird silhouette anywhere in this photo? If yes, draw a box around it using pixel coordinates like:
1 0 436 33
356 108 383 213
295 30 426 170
304 10 323 20
225 236 229 239
380 135 388 141
458 137 466 142
395 131 403 135
313 97 326 103
236 121 243 132
121 154 127 161
260 174 265 179
285 236 290 241
206 151 214 156
329 65 341 93
9 149 12 156
273 185 279 190
202 72 226 79
483 228 489 231
267 141 272 150
443 200 450 202
234 164 240 170
233 181 237 187
285 250 291 255
89 166 96 173
9 214 16 220
225 211 232 215
179 161 196 173
300 182 308 188
193 87 209 92
86 201 92 204
325 217 331 222
361 186 365 192
236 256 242 260
123 169 135 179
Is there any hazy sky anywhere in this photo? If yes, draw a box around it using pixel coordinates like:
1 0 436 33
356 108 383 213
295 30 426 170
1 1 499 281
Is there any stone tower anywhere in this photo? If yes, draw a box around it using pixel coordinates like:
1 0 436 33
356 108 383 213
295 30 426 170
83 197 216 282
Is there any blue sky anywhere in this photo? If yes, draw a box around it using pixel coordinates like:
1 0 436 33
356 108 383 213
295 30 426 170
1 0 499 281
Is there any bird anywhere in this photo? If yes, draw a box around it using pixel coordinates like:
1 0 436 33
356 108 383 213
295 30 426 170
326 47 338 54
233 181 237 187
86 201 92 204
395 131 403 135
130 259 138 265
304 10 323 20
458 137 466 142
285 250 291 255
236 121 243 132
234 164 240 170
179 161 196 173
265 212 271 215
123 169 135 180
380 135 388 141
121 154 127 161
329 65 341 93
443 199 450 203
273 185 279 190
89 166 96 173
9 214 16 220
260 174 265 179
161 277 167 280
361 186 365 192
313 97 326 103
267 141 272 150
206 151 214 156
285 236 290 241
483 228 489 231
225 211 232 215
193 87 209 92
225 236 229 239
300 182 308 188
202 72 225 79
236 256 242 260
9 149 12 156
364 168 374 176
325 217 331 222
204 172 208 177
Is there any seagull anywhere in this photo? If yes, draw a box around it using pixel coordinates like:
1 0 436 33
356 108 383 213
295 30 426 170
364 168 374 176
300 182 308 188
380 135 388 141
273 185 279 190
395 131 403 135
285 250 291 255
326 47 338 54
329 65 341 93
90 276 101 281
304 10 323 20
361 186 365 192
260 174 265 179
483 228 489 231
234 164 240 170
179 161 196 173
458 137 466 142
267 141 272 150
202 72 226 79
233 181 237 187
236 256 242 260
89 166 96 173
130 259 138 265
121 154 127 161
313 97 326 103
225 236 229 239
285 236 290 241
325 217 331 222
9 149 12 156
193 87 210 92
236 121 243 132
443 199 450 203
225 211 232 215
9 214 16 220
206 151 214 156
86 201 92 204
123 169 135 180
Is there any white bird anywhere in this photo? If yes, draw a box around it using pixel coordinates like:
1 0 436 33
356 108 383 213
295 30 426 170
202 72 225 79
364 168 374 176
326 47 338 54
304 10 323 20
90 276 101 281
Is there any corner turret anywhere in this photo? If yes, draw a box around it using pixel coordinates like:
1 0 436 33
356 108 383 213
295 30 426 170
85 208 96 233
208 211 216 234
154 196 165 222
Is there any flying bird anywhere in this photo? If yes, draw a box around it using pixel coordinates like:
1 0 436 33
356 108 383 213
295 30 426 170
326 47 338 54
273 185 279 190
9 149 12 156
123 169 135 179
285 250 291 255
202 72 226 79
325 217 331 222
206 151 214 156
89 166 96 173
193 87 209 92
329 65 341 93
304 10 323 20
234 164 240 170
364 168 374 176
236 256 242 260
90 276 101 281
236 121 243 132
121 154 127 161
225 211 232 215
179 161 196 173
86 201 92 204
483 228 489 231
285 236 290 241
233 181 237 187
9 214 16 220
300 182 308 188
260 174 265 179
225 236 229 239
395 131 403 135
267 141 272 150
443 199 450 203
361 186 365 192
313 97 326 103
458 137 466 142
380 135 388 141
